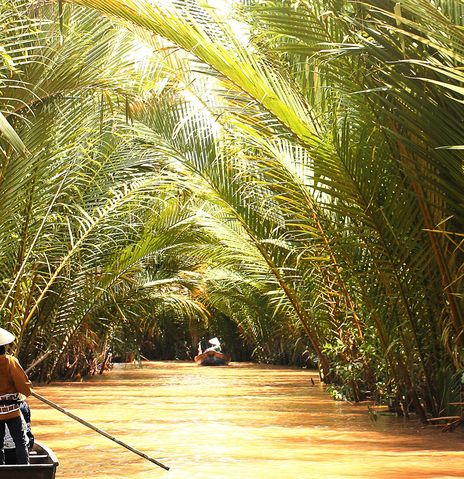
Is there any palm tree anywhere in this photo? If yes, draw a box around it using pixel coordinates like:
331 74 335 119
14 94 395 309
0 1 216 378
2 0 463 420
64 0 464 416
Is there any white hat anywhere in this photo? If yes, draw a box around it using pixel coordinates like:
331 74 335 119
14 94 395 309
0 328 15 346
209 337 220 347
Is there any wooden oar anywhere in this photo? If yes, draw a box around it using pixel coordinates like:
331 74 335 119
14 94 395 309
31 391 170 471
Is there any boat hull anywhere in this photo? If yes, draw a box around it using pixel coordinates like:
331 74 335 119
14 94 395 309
194 351 231 366
0 442 58 479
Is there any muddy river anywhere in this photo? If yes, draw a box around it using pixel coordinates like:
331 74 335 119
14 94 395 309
29 361 464 478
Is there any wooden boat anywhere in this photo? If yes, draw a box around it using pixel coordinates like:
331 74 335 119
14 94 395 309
0 442 59 479
194 350 231 366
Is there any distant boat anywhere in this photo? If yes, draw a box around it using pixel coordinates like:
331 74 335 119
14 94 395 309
0 442 59 479
194 350 231 366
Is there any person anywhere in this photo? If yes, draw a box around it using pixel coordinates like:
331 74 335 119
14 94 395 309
204 337 222 353
4 401 33 464
197 339 208 355
0 327 32 464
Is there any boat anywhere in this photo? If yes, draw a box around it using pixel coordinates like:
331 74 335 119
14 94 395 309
195 337 230 366
0 442 59 479
194 350 231 366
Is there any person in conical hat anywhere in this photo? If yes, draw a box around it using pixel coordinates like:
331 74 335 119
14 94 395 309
205 337 222 353
0 329 15 348
0 327 32 464
3 401 33 464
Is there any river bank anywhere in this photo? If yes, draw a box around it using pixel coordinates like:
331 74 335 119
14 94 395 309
29 361 464 478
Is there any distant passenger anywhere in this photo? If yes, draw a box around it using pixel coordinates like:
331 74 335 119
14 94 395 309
204 337 222 353
0 328 32 464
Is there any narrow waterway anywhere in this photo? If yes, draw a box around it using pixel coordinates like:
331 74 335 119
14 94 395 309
30 362 464 479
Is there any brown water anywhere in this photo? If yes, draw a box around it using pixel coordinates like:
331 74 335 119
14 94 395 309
30 361 464 479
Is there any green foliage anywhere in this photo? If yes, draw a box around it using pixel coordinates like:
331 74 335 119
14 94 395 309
1 0 463 423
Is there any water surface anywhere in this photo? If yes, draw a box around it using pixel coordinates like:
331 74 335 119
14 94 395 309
30 361 464 478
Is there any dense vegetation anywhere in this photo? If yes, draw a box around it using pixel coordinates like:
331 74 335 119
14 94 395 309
1 0 463 420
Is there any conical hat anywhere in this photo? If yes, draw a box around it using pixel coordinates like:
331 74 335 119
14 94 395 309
0 328 15 346
209 337 220 346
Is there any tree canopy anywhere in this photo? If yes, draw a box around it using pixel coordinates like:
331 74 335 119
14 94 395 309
1 0 463 419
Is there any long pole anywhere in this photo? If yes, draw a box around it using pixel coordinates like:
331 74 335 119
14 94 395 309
31 391 170 471
25 350 54 374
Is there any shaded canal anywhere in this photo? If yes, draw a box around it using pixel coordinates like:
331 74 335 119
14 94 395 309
30 362 464 478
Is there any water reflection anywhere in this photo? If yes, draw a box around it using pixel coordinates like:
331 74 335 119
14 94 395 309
30 362 464 478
